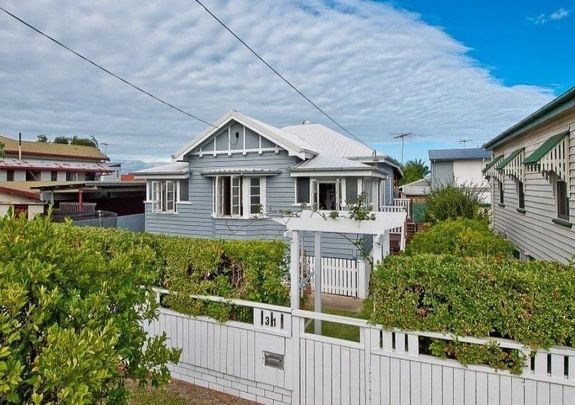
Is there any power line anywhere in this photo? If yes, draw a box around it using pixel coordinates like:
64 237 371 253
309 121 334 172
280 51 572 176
0 6 218 129
193 0 375 153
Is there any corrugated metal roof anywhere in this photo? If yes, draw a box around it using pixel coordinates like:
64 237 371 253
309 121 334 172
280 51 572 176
0 159 113 172
282 123 374 158
292 155 372 170
132 162 189 175
0 136 109 161
428 148 491 161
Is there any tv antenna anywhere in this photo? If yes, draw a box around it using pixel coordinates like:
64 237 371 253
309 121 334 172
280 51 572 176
393 133 414 164
100 142 109 153
458 139 473 149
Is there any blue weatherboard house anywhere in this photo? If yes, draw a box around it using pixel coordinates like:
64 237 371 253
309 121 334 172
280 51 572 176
134 111 402 260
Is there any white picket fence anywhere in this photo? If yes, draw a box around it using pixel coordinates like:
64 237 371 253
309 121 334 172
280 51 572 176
145 289 575 405
306 256 359 297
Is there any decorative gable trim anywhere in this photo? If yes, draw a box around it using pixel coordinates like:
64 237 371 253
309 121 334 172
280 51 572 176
173 111 313 160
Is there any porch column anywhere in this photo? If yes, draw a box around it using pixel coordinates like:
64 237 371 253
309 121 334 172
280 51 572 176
290 230 300 309
382 230 390 257
314 231 322 334
373 234 383 265
357 260 368 299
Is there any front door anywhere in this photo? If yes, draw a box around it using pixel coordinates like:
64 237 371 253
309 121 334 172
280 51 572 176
319 182 336 210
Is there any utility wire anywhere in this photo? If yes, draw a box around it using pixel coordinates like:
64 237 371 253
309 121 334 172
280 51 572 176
0 6 218 129
193 0 375 153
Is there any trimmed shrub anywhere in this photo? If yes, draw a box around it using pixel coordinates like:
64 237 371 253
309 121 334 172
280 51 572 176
405 218 514 257
0 214 180 404
367 254 575 372
425 182 484 223
68 227 290 321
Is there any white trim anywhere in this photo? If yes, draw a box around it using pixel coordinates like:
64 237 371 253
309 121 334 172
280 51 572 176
290 170 386 178
174 111 310 160
190 147 280 157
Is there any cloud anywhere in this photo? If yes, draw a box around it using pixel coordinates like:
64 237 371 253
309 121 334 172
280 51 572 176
0 0 554 162
528 7 570 24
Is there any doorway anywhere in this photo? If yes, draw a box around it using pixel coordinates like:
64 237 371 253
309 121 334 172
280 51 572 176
318 183 336 210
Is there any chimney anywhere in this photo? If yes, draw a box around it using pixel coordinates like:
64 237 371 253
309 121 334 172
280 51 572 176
18 132 22 160
302 120 311 125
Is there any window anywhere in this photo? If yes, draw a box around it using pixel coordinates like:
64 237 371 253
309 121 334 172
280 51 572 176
213 176 266 218
557 180 570 221
6 170 14 182
295 177 310 204
85 172 96 181
51 171 58 181
26 170 41 181
517 181 525 209
498 180 504 205
66 172 76 181
151 180 177 213
346 177 358 205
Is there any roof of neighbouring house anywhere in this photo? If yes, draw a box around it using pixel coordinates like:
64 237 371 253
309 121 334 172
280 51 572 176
0 135 109 161
0 181 61 201
483 85 575 150
0 158 113 172
132 161 189 176
428 148 491 161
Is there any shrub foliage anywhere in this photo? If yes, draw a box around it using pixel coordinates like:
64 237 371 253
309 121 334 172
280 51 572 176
0 214 180 403
425 181 484 223
405 218 514 257
368 254 575 373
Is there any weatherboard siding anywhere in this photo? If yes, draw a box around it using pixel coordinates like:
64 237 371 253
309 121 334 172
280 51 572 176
491 109 575 264
144 150 371 259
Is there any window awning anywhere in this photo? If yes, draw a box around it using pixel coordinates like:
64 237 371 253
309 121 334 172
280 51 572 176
200 168 281 177
482 156 502 179
496 148 524 181
524 132 570 183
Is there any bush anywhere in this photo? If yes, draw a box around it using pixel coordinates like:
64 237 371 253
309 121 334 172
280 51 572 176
0 214 180 404
367 254 575 372
68 227 290 321
405 218 514 257
425 182 484 223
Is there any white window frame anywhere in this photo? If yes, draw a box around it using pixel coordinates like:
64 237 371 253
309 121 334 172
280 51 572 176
213 175 266 219
149 180 181 214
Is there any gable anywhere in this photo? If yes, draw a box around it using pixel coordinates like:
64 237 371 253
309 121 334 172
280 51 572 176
189 120 286 157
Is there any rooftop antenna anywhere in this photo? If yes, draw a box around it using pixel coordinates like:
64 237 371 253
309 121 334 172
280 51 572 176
100 142 109 154
393 133 414 164
458 139 473 149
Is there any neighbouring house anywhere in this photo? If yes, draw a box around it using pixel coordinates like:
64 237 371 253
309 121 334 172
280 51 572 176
483 86 575 264
399 177 431 222
0 134 113 218
429 147 492 203
134 111 404 262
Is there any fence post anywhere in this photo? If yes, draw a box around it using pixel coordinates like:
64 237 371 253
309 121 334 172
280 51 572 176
291 315 303 405
358 260 367 299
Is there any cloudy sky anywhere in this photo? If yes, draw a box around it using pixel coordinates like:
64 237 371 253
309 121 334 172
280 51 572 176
0 0 572 169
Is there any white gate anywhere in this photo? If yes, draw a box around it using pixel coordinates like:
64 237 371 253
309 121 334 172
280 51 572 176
307 256 360 297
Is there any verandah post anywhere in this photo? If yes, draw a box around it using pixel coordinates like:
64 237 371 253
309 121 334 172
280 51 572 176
290 230 300 309
314 231 322 334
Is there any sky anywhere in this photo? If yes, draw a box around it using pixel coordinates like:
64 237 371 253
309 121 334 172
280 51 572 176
0 0 573 170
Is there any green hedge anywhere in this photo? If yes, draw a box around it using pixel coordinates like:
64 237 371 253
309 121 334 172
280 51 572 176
69 227 289 320
405 218 514 257
368 254 575 372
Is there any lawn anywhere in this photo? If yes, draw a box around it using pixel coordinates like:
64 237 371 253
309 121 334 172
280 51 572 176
303 304 369 343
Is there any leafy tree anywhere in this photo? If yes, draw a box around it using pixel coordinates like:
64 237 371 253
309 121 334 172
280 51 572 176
0 214 180 403
36 134 48 143
400 159 430 185
70 136 98 148
425 181 484 223
0 142 4 158
53 136 70 144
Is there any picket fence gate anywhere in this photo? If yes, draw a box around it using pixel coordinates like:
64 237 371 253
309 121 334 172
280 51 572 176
144 288 575 405
307 256 360 297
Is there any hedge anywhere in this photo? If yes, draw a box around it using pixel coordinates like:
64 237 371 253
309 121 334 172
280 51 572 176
68 227 290 320
368 254 575 372
0 213 180 403
405 218 514 258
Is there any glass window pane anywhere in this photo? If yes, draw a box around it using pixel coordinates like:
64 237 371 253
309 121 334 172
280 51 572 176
346 177 358 204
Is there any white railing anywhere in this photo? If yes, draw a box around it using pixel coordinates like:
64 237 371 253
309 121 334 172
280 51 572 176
147 288 575 405
393 198 411 217
379 205 406 213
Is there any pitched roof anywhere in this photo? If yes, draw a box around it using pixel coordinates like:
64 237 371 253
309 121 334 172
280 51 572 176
484 85 575 149
292 154 373 171
0 181 65 201
281 123 374 158
0 136 109 161
429 148 491 161
0 158 113 172
132 162 189 176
